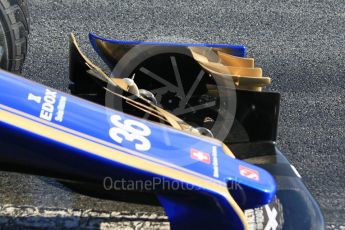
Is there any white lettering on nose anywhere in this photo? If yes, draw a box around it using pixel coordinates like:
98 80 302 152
27 93 41 104
42 102 54 112
39 89 57 121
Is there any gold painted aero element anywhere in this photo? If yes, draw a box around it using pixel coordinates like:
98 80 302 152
189 47 271 91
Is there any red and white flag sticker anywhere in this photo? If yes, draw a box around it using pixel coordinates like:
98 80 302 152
239 165 260 181
190 148 211 164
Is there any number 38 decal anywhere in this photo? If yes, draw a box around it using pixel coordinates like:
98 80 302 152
109 114 151 151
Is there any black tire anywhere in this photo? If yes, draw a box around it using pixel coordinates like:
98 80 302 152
0 0 29 73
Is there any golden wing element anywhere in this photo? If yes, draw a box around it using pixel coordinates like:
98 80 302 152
189 47 271 91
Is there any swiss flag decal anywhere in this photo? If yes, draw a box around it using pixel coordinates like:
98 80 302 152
190 148 211 164
239 165 260 181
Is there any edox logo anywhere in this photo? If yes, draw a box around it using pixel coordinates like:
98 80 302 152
27 93 42 104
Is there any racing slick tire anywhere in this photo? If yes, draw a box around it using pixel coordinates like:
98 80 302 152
0 0 29 73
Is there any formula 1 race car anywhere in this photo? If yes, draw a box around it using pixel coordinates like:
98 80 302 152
0 31 324 230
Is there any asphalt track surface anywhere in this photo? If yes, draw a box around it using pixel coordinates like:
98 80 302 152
0 0 344 229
